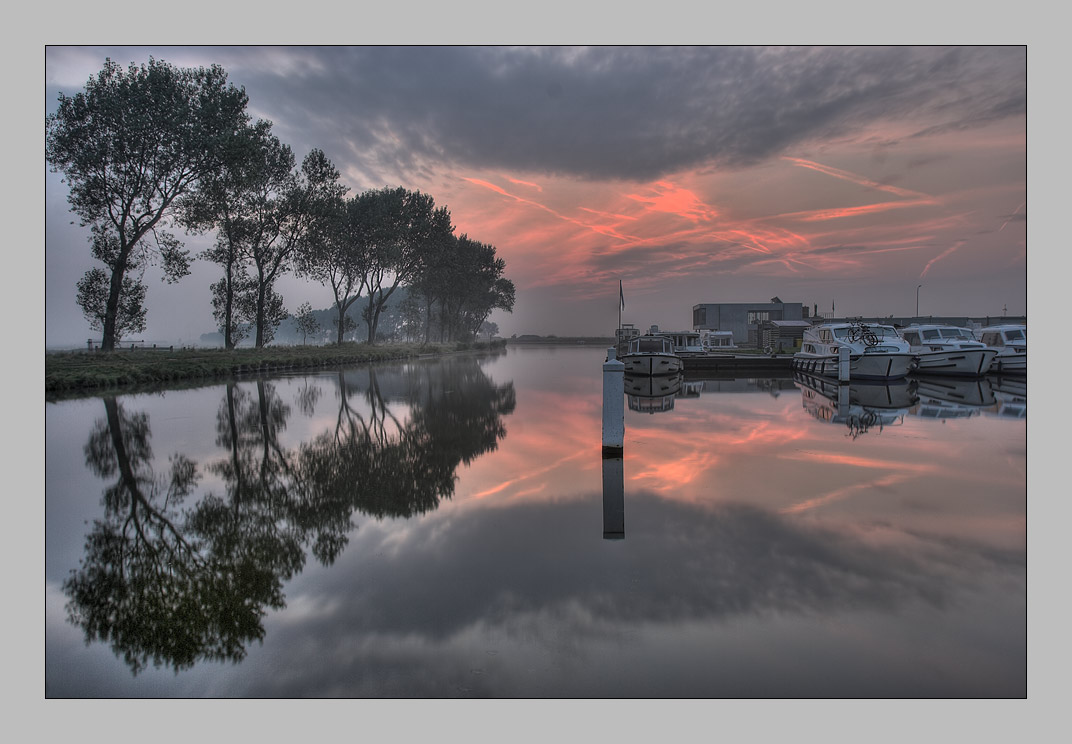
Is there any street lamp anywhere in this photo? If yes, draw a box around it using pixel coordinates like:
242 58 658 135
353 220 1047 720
916 284 922 318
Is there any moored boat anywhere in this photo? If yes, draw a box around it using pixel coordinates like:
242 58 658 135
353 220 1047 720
621 334 683 376
791 321 916 380
899 324 997 377
976 324 1026 374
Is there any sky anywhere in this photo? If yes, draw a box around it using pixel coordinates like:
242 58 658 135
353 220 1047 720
44 45 1028 347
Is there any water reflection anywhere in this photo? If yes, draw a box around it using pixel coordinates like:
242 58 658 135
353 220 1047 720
62 356 515 675
601 456 625 539
47 348 1025 697
794 371 916 438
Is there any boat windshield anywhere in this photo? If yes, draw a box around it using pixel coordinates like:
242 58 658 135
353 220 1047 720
632 338 671 353
922 329 941 340
833 325 897 340
1005 329 1025 340
939 328 973 339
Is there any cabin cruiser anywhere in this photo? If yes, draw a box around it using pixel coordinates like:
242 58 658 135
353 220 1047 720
621 334 683 376
976 325 1026 374
791 321 916 380
899 324 997 377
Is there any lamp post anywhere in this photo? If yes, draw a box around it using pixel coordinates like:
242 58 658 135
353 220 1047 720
916 284 922 318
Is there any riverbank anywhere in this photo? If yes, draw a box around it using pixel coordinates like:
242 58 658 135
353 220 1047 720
45 340 507 395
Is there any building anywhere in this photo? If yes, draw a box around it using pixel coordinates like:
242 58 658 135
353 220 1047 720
692 298 809 347
759 320 812 352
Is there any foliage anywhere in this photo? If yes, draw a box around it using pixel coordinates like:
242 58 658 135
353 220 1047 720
294 302 321 345
46 57 250 350
76 267 147 343
355 187 454 345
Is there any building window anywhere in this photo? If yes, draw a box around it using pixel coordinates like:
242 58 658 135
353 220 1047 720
694 307 707 326
747 311 770 324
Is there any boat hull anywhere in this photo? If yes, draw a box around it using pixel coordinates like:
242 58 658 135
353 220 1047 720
912 349 997 377
989 350 1027 374
621 353 683 376
791 352 915 380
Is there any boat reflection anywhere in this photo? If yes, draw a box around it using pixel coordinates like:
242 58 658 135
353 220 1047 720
794 371 917 438
987 375 1027 418
910 375 996 420
625 372 683 414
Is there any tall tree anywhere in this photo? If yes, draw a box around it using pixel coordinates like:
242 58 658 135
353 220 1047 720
356 187 454 345
46 58 251 350
242 149 346 348
296 193 368 345
180 119 282 349
411 233 516 342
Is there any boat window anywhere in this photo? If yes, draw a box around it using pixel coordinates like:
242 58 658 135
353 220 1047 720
634 338 670 353
1005 329 1024 340
921 329 940 340
939 328 970 339
903 332 919 345
981 333 1001 347
830 329 846 340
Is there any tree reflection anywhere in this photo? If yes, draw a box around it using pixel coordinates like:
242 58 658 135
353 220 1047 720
65 396 286 674
297 358 516 519
64 356 515 675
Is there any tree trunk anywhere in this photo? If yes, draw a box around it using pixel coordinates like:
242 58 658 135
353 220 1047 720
101 260 127 352
365 295 377 345
255 279 267 348
223 260 235 349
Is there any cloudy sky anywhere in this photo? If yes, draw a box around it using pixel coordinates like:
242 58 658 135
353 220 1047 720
45 45 1027 346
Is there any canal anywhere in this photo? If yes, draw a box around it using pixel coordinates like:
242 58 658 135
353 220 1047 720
44 345 1026 697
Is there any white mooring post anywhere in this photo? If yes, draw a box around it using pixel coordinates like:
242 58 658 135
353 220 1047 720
602 347 625 455
838 346 850 382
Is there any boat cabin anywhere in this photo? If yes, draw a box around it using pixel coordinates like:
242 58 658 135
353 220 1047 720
977 325 1026 349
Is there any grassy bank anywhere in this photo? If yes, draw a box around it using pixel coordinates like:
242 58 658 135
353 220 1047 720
45 340 507 395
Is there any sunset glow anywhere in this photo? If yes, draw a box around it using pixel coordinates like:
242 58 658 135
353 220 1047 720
44 46 1026 346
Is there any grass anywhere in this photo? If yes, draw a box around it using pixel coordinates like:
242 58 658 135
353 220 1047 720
45 340 506 397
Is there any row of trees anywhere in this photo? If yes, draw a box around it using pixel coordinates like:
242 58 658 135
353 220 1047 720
46 58 515 351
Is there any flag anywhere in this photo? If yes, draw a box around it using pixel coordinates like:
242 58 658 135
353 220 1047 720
619 280 625 311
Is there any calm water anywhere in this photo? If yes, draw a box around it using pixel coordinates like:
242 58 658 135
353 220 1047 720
45 346 1026 697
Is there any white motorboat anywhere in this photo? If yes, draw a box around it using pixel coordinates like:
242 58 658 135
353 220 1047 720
620 334 683 376
976 324 1026 374
791 321 916 380
899 324 997 377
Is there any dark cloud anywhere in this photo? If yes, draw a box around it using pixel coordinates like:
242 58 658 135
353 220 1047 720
211 46 1026 183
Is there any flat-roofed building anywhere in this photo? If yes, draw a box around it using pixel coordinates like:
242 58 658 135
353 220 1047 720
692 299 809 347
